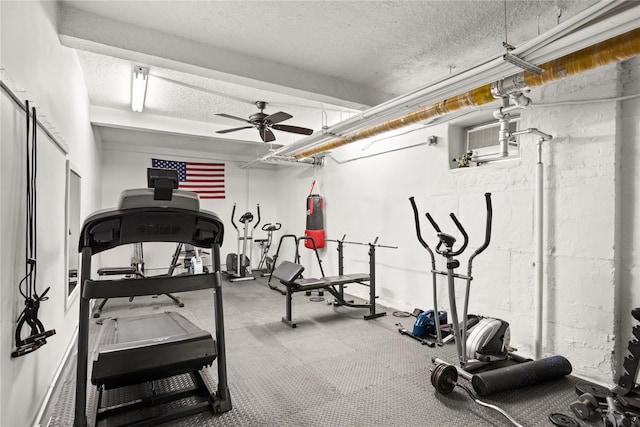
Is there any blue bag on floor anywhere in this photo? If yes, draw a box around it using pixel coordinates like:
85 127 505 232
413 310 447 337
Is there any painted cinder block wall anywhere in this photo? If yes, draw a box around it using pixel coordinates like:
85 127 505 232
274 59 639 385
619 56 640 377
0 2 103 426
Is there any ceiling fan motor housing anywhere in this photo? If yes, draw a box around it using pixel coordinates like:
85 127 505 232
250 113 269 124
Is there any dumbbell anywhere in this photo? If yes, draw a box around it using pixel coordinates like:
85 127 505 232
570 392 599 419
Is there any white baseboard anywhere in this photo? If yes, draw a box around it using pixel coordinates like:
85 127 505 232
32 325 78 427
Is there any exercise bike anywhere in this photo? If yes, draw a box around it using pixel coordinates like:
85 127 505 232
423 193 571 398
225 203 260 282
254 222 281 277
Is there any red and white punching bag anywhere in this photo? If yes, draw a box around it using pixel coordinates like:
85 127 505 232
304 180 325 249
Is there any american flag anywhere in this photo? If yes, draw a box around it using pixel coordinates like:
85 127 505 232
152 158 225 199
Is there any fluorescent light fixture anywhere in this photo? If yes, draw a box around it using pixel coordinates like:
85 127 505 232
131 66 148 112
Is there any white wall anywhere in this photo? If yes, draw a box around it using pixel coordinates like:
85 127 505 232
618 56 640 376
0 1 102 426
274 60 639 385
101 145 279 273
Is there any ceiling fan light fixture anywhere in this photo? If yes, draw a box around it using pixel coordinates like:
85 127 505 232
131 66 148 112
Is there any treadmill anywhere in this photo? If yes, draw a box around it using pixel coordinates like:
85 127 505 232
73 169 231 427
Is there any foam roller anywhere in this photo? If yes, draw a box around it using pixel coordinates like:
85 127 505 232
471 355 572 396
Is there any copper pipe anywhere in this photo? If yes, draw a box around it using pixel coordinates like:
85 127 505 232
293 28 640 160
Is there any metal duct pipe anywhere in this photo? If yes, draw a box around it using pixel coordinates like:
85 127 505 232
264 155 325 166
511 128 553 360
491 92 533 158
534 141 545 361
293 28 640 160
495 97 511 157
246 1 636 168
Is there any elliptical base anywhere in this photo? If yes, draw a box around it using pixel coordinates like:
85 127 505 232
226 273 256 282
432 355 572 397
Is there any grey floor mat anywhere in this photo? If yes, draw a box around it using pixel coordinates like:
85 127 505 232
42 273 605 426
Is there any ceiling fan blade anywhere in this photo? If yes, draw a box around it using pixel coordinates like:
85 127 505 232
259 127 276 143
264 111 292 124
216 113 251 123
272 124 314 135
216 126 254 134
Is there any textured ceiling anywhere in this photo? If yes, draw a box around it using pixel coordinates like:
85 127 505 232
58 0 601 163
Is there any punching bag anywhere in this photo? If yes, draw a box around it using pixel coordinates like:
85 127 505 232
305 180 325 249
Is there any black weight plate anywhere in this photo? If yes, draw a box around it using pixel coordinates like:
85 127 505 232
549 413 580 427
431 363 457 394
575 381 613 402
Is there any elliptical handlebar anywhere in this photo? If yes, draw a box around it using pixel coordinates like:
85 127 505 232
425 212 442 233
254 204 261 230
409 197 433 254
230 203 238 231
448 213 469 256
425 211 468 257
470 192 493 260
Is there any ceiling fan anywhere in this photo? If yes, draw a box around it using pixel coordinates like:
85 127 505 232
215 101 314 143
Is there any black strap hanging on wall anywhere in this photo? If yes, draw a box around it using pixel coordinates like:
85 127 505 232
12 101 56 358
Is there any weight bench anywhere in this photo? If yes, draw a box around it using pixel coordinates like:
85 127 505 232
271 260 386 328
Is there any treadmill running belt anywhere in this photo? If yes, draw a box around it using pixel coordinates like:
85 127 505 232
91 312 216 389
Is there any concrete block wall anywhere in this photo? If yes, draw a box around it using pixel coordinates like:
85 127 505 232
527 64 620 380
274 60 638 385
618 56 640 377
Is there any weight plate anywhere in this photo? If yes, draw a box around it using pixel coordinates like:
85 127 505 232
309 296 325 302
431 363 457 394
549 413 580 427
575 381 613 402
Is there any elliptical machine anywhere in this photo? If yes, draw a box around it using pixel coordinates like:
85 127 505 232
225 203 260 282
430 193 508 368
423 193 571 398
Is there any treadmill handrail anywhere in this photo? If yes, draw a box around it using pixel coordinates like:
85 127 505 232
79 205 224 254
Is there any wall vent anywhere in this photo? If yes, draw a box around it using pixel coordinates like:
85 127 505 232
466 116 520 161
